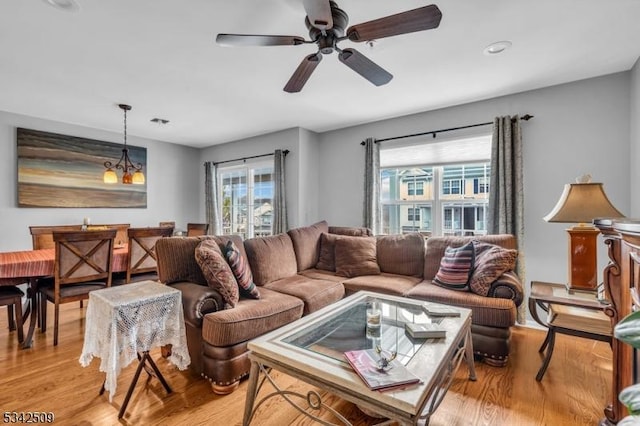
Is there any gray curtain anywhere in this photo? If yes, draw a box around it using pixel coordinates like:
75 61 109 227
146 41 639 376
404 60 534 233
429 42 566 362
488 115 526 323
363 137 381 234
273 149 288 234
204 161 221 235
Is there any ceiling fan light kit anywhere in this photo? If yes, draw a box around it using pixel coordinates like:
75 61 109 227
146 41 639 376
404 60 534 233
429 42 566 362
216 1 442 93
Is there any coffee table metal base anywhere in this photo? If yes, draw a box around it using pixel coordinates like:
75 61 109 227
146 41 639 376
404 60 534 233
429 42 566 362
242 328 476 426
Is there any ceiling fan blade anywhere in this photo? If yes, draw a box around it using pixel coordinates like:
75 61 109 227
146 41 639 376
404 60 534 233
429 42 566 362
346 4 442 42
284 53 323 93
303 0 333 30
216 34 305 47
338 48 392 86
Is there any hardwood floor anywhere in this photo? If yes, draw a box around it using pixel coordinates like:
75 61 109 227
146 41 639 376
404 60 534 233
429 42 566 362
0 302 611 425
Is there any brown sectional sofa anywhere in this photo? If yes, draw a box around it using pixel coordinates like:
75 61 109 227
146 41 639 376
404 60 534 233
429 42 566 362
156 221 523 394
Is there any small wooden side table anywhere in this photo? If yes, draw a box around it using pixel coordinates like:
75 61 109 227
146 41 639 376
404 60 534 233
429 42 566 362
529 281 612 381
79 280 191 419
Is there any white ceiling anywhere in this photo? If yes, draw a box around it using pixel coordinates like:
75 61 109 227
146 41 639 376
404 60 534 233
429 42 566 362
1 0 640 148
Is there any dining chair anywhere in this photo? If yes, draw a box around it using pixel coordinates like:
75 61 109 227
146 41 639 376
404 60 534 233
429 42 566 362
0 285 25 344
159 221 175 228
39 229 116 346
186 223 209 236
125 226 174 284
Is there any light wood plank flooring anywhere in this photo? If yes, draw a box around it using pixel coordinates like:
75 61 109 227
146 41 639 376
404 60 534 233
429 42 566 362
0 302 611 425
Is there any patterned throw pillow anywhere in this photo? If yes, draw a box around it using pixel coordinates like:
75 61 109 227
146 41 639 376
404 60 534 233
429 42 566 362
433 241 475 291
194 240 239 309
225 240 260 299
469 242 518 296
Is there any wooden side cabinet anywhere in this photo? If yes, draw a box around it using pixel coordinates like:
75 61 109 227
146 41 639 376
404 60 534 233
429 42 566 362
594 219 639 425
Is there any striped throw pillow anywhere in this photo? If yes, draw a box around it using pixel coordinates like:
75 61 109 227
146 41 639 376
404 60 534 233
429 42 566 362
225 240 260 299
433 241 475 291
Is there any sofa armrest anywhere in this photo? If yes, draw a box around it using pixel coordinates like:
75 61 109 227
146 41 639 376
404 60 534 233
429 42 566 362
487 271 524 307
168 281 223 328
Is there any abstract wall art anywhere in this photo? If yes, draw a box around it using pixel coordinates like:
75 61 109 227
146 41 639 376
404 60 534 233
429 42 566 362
17 128 147 208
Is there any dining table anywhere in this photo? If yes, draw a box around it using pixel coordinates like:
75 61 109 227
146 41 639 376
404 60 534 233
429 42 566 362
0 245 129 349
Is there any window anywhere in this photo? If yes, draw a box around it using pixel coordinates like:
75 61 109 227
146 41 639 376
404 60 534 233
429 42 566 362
474 177 489 194
442 179 462 195
380 134 491 236
218 161 274 239
408 181 424 196
408 207 420 221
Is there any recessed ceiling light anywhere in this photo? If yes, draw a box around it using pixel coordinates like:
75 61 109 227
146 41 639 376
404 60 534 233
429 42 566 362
483 41 512 56
41 0 80 12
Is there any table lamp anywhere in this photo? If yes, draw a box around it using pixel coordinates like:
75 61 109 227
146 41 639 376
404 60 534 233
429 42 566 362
543 175 624 293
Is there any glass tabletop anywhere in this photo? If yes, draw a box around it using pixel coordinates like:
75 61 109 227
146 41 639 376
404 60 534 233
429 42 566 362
283 295 443 366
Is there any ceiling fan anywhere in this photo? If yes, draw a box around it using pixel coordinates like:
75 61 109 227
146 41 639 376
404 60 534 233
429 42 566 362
216 1 442 93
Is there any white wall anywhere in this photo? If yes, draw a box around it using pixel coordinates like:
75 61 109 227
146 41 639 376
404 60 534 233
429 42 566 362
631 58 640 216
0 111 200 251
316 72 631 288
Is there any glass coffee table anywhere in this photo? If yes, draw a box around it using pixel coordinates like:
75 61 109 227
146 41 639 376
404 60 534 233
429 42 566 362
243 291 476 425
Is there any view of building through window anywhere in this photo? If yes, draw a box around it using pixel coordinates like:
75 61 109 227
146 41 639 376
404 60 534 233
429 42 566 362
380 136 491 236
218 162 274 239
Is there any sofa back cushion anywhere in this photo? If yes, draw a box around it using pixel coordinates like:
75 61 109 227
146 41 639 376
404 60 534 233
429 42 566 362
335 236 381 278
287 220 328 271
328 226 373 236
424 234 516 280
156 235 247 285
156 236 212 285
244 233 298 285
376 233 425 277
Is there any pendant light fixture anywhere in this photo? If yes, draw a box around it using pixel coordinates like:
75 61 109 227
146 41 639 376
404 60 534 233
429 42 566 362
103 104 145 185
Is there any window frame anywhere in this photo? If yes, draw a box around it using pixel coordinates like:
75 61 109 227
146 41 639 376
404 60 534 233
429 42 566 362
217 159 274 239
379 134 492 236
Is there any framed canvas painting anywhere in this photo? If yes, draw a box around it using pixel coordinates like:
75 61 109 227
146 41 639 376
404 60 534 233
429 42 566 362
17 128 147 208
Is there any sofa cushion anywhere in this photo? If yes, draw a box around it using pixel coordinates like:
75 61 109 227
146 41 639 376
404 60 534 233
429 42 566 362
156 236 213 285
424 234 516 280
264 275 344 315
316 233 339 271
328 226 373 236
195 240 239 309
201 287 304 347
287 220 328 271
376 232 425 277
342 273 421 296
335 236 381 278
469 242 518 296
298 268 345 283
244 233 298 285
433 241 475 291
225 240 260 299
405 281 516 328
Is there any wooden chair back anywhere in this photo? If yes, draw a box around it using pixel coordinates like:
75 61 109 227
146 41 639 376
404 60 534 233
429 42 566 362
127 226 174 283
30 224 130 249
53 229 117 287
186 223 209 237
159 221 175 228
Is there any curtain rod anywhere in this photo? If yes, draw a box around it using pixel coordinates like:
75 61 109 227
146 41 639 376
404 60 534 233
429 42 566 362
360 114 534 145
212 149 290 166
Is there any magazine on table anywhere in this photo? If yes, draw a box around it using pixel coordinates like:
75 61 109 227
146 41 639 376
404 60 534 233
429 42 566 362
344 349 421 390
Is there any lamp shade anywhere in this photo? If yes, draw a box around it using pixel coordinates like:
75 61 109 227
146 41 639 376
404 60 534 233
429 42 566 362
543 182 624 223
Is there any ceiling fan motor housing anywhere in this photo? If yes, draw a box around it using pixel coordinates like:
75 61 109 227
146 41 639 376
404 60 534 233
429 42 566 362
305 1 348 54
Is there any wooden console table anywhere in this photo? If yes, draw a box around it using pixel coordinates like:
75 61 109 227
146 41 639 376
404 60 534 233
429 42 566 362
594 218 639 425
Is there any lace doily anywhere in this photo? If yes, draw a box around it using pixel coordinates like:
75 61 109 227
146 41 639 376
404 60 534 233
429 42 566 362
79 281 190 401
